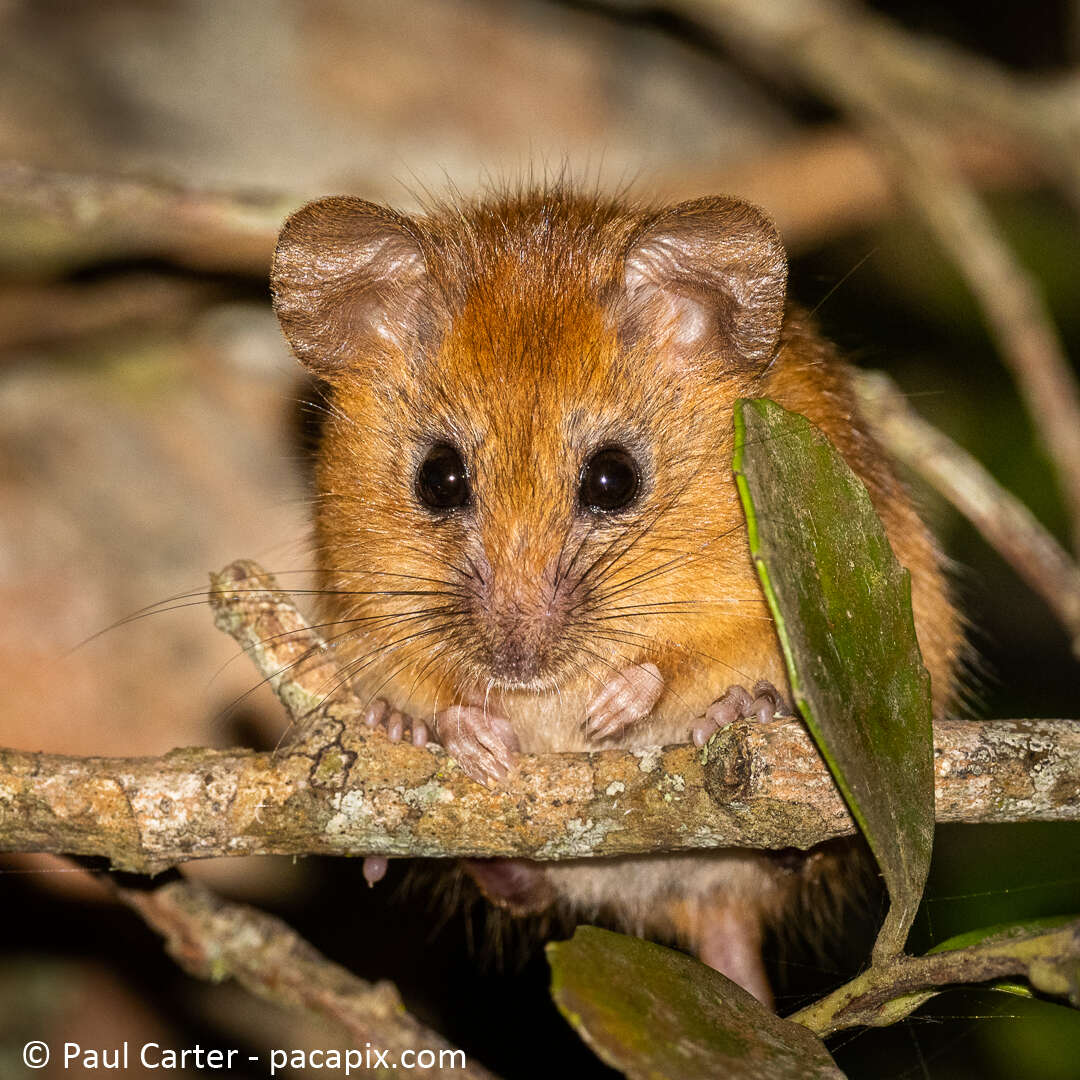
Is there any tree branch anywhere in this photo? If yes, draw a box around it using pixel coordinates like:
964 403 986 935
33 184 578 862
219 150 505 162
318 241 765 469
789 917 1080 1037
0 561 1076 875
0 125 1049 283
115 876 499 1079
0 162 290 277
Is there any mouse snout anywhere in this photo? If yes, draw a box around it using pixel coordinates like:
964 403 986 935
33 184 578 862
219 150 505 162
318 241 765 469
475 539 569 687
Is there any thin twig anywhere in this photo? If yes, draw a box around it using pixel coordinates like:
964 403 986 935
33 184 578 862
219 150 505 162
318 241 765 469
789 916 1080 1036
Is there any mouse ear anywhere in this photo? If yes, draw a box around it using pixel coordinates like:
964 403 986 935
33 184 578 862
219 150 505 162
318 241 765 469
271 196 433 376
621 197 787 371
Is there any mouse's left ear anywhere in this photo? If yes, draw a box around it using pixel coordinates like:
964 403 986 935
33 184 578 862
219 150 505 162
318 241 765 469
620 197 787 372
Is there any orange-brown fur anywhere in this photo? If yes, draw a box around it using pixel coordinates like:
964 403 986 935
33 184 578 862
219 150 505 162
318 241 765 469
272 187 963 993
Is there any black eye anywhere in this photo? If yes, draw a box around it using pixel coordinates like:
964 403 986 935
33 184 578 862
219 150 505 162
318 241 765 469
579 446 640 513
416 443 471 511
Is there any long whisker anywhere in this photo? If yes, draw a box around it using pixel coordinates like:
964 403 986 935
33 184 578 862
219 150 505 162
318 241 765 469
216 601 468 724
305 620 471 719
205 604 466 685
593 626 757 687
592 605 772 623
70 577 470 653
587 517 747 604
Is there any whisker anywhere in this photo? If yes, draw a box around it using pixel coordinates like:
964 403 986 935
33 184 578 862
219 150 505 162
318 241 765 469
70 578 471 653
594 604 772 623
308 620 471 720
216 605 468 726
592 626 758 687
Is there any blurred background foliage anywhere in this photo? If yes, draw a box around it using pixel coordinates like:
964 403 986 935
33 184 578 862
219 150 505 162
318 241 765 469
0 1 1076 1077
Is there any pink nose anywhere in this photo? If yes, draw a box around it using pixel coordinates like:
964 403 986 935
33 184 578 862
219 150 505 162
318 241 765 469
485 594 553 682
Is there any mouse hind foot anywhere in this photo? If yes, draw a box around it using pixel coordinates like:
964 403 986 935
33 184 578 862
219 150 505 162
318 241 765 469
359 697 520 787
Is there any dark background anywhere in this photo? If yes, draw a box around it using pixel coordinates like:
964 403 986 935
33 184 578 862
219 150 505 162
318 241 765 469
0 2 1077 1076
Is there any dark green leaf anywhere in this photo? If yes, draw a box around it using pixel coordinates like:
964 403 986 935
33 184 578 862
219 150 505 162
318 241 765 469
927 915 1078 954
548 926 843 1079
929 914 1080 1005
733 398 934 960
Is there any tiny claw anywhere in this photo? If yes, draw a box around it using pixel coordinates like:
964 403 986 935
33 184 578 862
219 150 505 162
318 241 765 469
364 699 389 728
435 704 519 787
362 701 431 747
363 856 388 887
585 663 663 741
693 681 788 746
386 710 404 742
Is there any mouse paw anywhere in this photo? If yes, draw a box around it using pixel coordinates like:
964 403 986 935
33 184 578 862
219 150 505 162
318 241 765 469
585 663 663 740
434 704 520 787
362 699 432 747
691 680 788 747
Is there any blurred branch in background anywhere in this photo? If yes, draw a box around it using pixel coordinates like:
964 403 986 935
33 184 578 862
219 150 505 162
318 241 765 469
0 274 222 353
0 162 292 278
858 371 1080 658
117 876 499 1080
0 129 1047 281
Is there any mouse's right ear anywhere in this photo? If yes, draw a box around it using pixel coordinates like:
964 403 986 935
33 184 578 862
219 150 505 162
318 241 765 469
271 196 433 377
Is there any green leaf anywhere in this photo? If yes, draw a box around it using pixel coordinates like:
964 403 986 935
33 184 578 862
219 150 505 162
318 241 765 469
927 914 1079 954
733 398 934 961
929 914 1080 1005
548 927 843 1079
789 916 1080 1036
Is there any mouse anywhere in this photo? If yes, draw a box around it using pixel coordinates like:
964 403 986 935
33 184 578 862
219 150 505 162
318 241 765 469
269 186 964 1006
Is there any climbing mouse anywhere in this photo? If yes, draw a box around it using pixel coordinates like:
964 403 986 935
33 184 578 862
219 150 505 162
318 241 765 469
270 187 963 1005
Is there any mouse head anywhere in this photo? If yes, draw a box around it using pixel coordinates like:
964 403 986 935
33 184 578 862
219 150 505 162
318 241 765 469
272 191 786 699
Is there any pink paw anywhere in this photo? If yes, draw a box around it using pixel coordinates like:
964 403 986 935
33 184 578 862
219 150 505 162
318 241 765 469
434 704 520 787
362 699 431 747
691 681 788 747
585 662 663 740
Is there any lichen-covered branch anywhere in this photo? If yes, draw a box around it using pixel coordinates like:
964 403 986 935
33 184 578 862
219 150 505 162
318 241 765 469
118 878 499 1080
0 560 1076 876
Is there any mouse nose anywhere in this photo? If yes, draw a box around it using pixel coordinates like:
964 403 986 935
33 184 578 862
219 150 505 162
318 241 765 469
485 576 558 682
478 545 567 686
